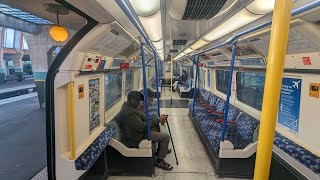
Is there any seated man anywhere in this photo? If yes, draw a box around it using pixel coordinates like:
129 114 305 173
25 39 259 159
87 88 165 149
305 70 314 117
115 91 173 170
172 77 181 91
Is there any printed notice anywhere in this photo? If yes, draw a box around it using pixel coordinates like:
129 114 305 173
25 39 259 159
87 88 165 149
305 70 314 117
278 77 302 133
78 84 84 99
309 83 319 98
89 78 100 133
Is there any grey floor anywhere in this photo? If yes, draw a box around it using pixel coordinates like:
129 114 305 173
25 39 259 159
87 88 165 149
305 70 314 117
0 96 46 180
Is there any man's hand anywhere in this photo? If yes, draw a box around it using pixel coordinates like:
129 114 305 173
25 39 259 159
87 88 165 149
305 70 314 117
160 114 168 125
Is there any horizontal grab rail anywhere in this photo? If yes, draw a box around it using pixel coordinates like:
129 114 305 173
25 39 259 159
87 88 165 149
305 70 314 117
194 0 320 56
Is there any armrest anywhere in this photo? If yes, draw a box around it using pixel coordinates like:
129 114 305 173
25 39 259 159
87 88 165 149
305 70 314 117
216 119 237 125
206 105 216 109
198 99 209 102
207 110 224 115
139 140 152 149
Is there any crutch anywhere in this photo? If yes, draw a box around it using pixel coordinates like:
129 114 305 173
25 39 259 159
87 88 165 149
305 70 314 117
165 115 179 165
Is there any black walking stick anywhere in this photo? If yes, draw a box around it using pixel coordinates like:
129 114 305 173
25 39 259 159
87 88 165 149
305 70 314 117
165 115 179 165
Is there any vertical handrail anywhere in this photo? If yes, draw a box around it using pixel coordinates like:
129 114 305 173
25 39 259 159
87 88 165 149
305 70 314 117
221 42 237 142
67 82 76 160
189 56 195 99
141 43 150 140
153 51 161 117
170 54 173 103
192 54 200 117
254 0 293 179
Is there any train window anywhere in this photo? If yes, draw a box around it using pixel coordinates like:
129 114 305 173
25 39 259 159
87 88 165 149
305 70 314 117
237 72 265 110
216 70 230 94
125 70 133 94
105 71 123 111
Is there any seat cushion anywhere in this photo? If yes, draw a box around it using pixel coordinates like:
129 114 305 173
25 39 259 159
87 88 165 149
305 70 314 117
274 133 320 174
75 126 115 170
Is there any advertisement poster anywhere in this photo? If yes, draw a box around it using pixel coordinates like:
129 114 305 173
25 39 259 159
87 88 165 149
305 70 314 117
278 77 302 133
89 78 100 133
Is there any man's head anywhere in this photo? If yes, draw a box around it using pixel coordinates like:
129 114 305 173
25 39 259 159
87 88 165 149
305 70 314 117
127 91 144 108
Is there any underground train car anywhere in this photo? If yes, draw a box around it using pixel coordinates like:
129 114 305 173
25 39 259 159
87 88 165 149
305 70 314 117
17 0 320 179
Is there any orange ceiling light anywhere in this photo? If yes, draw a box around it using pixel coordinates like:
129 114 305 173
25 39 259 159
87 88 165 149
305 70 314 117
44 4 69 42
50 25 68 42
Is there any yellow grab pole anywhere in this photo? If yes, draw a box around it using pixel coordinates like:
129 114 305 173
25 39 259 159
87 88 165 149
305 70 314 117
254 0 293 180
68 82 76 160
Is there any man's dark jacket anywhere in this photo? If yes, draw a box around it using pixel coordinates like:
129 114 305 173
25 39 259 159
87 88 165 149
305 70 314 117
115 102 160 147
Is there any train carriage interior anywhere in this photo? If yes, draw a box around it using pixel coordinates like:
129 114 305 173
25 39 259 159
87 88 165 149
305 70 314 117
0 0 320 180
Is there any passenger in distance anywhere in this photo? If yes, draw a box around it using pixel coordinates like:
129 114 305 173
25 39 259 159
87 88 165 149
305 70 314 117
116 91 173 171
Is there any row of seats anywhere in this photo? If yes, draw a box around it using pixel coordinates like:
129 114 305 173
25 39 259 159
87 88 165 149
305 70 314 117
190 89 320 174
189 89 259 154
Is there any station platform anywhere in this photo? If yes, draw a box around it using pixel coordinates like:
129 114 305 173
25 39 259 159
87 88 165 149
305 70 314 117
0 80 36 100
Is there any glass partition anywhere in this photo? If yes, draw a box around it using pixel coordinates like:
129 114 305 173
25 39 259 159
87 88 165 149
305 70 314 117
105 71 123 111
125 70 133 94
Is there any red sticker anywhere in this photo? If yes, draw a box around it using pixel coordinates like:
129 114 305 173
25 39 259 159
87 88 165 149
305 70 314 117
120 63 129 70
85 64 92 69
302 57 311 65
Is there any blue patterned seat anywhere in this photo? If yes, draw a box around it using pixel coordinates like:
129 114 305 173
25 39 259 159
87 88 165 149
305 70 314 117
215 99 225 113
193 96 219 119
149 111 158 118
227 114 259 149
201 90 212 101
75 126 115 170
274 133 320 174
189 90 211 112
226 105 240 121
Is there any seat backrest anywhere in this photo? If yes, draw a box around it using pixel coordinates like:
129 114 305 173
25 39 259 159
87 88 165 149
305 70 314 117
208 94 217 106
227 105 240 121
236 114 260 143
106 120 121 141
215 99 225 112
202 91 211 100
